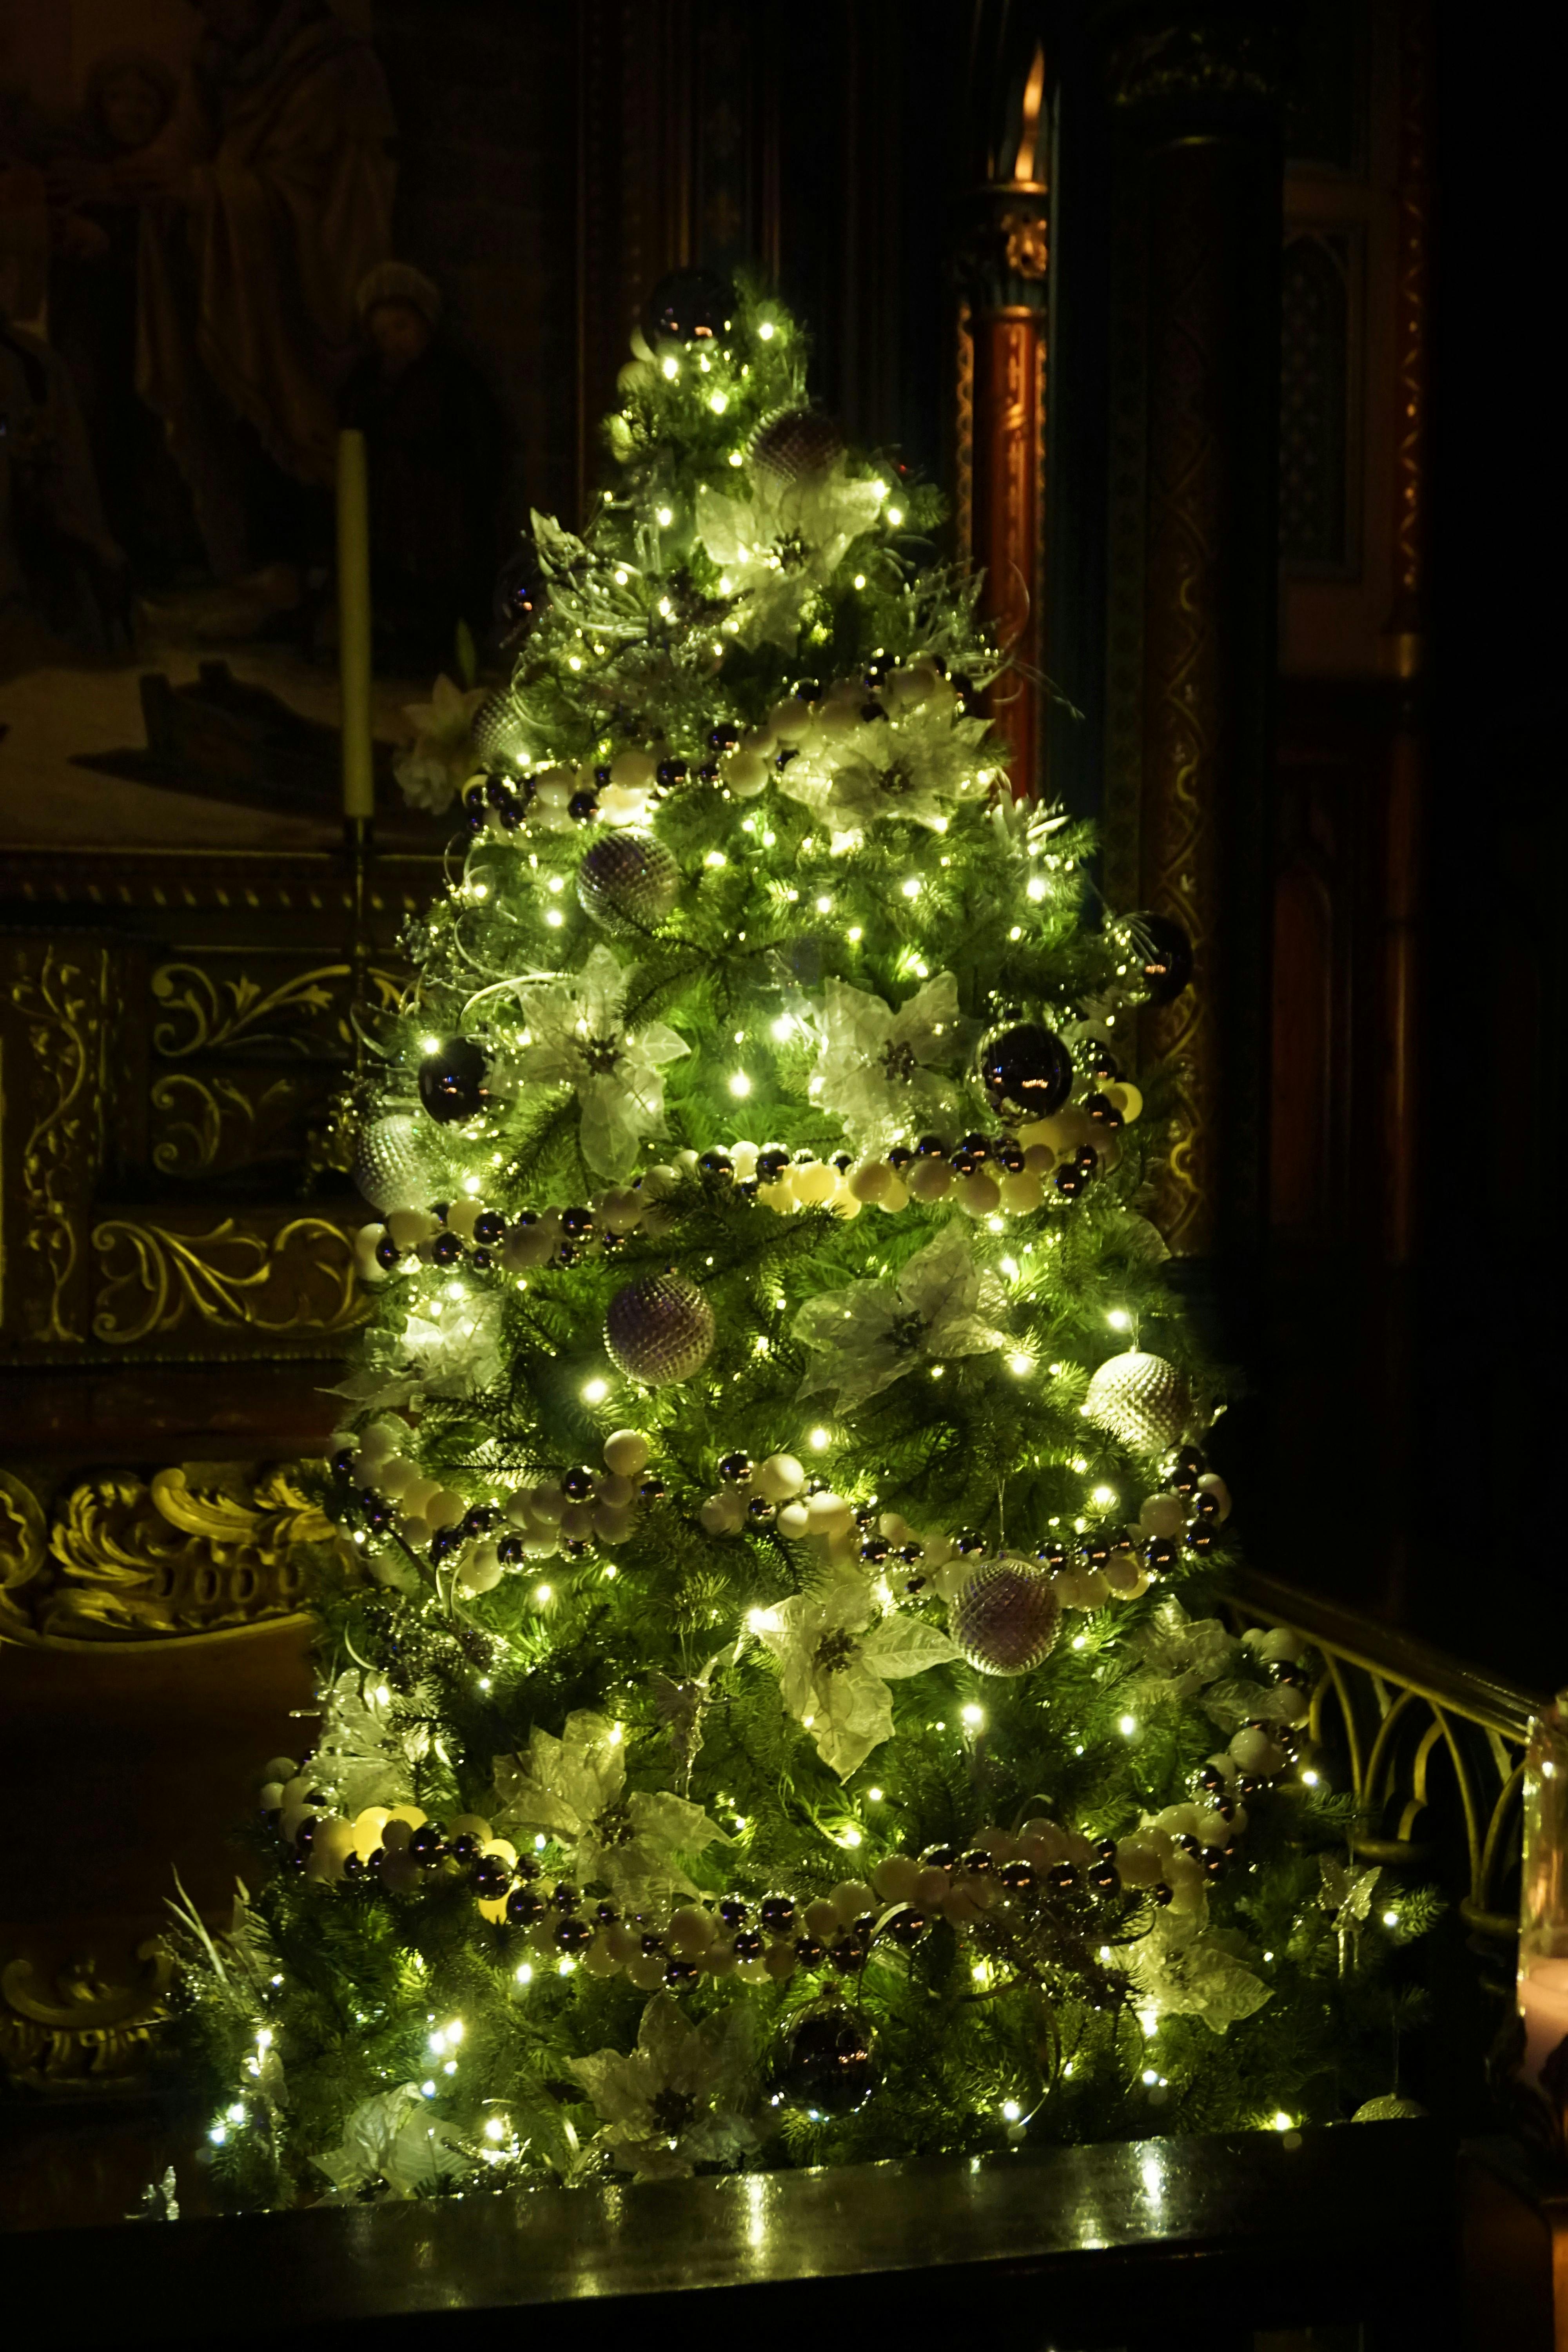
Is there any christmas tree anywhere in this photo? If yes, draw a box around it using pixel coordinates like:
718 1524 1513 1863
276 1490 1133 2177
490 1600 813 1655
180 278 1432 2203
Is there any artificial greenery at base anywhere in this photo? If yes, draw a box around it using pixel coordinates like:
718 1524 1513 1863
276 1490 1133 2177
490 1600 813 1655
174 280 1437 2207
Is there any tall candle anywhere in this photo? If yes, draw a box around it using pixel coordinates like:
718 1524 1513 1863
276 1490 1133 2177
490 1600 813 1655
1518 1688 1568 2102
337 427 374 820
1519 1956 1568 2085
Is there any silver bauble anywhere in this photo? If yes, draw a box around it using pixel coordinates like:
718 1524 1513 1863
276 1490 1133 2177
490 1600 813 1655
951 1555 1061 1676
1351 2095 1427 2122
604 1272 715 1386
750 408 845 486
353 1112 437 1212
470 690 537 771
576 830 681 934
1082 1350 1192 1453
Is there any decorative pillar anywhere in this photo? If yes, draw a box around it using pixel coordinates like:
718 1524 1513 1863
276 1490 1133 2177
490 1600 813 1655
955 27 1052 798
1103 12 1283 1294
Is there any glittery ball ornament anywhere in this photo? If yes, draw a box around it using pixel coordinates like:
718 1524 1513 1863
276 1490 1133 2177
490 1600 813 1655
470 689 537 772
576 830 681 935
1117 911 1194 1006
777 2009 875 2115
750 408 845 486
951 1555 1062 1676
353 1112 436 1211
604 1271 715 1386
1351 2095 1427 2122
642 268 732 345
976 1022 1073 1123
417 1036 490 1127
1082 1350 1192 1453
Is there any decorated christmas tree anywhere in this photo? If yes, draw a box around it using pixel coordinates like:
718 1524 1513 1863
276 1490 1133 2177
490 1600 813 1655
179 278 1432 2203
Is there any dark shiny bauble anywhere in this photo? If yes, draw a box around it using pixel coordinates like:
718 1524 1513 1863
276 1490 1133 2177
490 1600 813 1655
567 789 600 824
1087 1860 1120 1895
409 1823 447 1865
792 1935 826 1968
640 1475 668 1502
1169 1456 1202 1496
418 1036 490 1126
747 1496 778 1527
882 1905 931 1947
663 1955 701 1989
1076 1144 1099 1173
794 677 824 706
1093 1837 1118 1862
595 1900 619 1925
921 1843 960 1872
1122 911 1194 1005
474 1210 507 1249
718 1897 748 1929
916 1133 948 1158
497 1535 524 1566
887 1145 915 1171
998 1858 1038 1893
1054 1164 1086 1200
696 760 720 783
1078 1036 1120 1083
361 1493 392 1534
468 1248 492 1272
514 1852 542 1885
1201 1847 1227 1880
561 1205 595 1236
641 1933 666 1959
775 746 799 771
374 1233 401 1270
978 1023 1073 1123
644 268 733 345
1084 1091 1124 1131
698 1151 733 1180
293 1817 318 1854
949 673 974 703
954 1530 986 1557
1192 1487 1222 1521
341 1851 365 1880
429 1526 459 1563
431 1230 463 1268
996 1140 1025 1173
1036 1538 1069 1573
552 1882 580 1913
656 759 688 788
1046 1861 1079 1893
492 543 545 639
759 1893 797 1935
828 1933 869 1975
577 830 681 935
858 1535 890 1565
708 722 741 754
778 2010 875 2115
732 1929 765 1962
1151 1880 1174 1907
1079 1531 1112 1570
555 1916 593 1953
757 1147 789 1180
1272 1657 1308 1687
472 1855 510 1900
448 1834 480 1866
751 408 846 486
464 1503 499 1537
1174 1443 1207 1477
1185 1522 1219 1556
561 1466 594 1502
1143 1535 1178 1574
949 1147 978 1177
718 1451 753 1484
331 1448 356 1481
859 701 887 725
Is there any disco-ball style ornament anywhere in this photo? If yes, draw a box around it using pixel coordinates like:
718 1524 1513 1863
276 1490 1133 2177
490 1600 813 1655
642 269 733 345
417 1036 491 1127
750 408 845 487
604 1271 715 1386
951 1555 1062 1676
976 1021 1073 1124
1083 1350 1192 1454
1120 911 1194 1006
1351 2095 1427 2122
777 2009 875 2116
470 689 537 772
576 830 681 935
353 1111 437 1211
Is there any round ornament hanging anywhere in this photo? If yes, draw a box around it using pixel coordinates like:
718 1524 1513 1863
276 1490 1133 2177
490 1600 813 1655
1082 1350 1192 1453
750 408 845 487
777 2009 875 2116
642 269 733 345
576 830 681 935
470 689 537 772
1118 911 1194 1006
604 1271 715 1386
417 1036 491 1127
976 1022 1073 1123
951 1554 1062 1676
492 543 546 644
353 1111 437 1212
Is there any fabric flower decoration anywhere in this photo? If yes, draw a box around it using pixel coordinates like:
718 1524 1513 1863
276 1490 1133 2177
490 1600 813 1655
315 2085 467 2198
399 1287 504 1398
693 461 886 650
491 1709 723 1901
781 707 991 834
507 945 688 1180
566 1993 751 2179
807 971 962 1154
1122 1905 1271 2035
393 673 487 814
793 1220 1007 1410
750 1573 962 1777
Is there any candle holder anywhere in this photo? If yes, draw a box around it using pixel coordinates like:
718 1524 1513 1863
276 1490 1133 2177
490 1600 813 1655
1516 1687 1568 2153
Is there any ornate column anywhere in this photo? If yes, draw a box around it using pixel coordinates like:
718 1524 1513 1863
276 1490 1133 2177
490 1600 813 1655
955 26 1052 797
1103 11 1283 1291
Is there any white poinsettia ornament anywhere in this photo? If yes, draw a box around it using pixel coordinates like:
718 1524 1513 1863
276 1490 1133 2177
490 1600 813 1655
750 1572 962 1777
793 1220 1007 1409
393 673 487 813
490 1709 723 1901
693 461 886 650
1123 1903 1271 2035
781 702 991 833
566 1993 751 2179
506 945 688 1180
807 971 962 1153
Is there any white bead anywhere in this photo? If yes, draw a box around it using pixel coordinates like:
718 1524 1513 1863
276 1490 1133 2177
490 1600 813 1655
957 1171 1002 1216
1196 1471 1232 1520
445 1197 481 1241
597 1473 634 1508
1137 1492 1185 1539
457 1544 503 1594
353 1225 387 1281
701 1489 746 1535
792 1160 837 1205
602 1428 650 1476
830 1879 874 1923
872 1854 922 1903
906 1156 953 1201
425 1488 466 1530
849 1161 892 1202
756 1453 805 1500
777 1500 809 1538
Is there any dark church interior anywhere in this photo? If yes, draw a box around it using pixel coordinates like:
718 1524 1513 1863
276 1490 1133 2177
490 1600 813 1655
0 2 1559 2344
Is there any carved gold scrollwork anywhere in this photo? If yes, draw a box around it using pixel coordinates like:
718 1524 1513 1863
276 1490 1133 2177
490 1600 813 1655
149 1070 303 1178
5 942 114 1342
0 1460 331 1641
0 1940 172 2088
151 961 403 1060
91 1214 365 1346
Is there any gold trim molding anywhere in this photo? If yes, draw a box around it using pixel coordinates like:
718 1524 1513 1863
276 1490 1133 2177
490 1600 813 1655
91 1212 366 1348
0 1937 173 2091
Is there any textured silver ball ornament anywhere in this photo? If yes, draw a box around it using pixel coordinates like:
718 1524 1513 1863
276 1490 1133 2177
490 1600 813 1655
576 830 681 934
470 689 538 771
604 1271 715 1386
951 1555 1061 1677
1082 1350 1192 1453
353 1112 437 1212
750 408 845 486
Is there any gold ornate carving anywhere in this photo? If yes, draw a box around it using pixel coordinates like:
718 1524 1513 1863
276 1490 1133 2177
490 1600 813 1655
1109 22 1279 111
955 299 974 564
4 942 114 1342
149 1070 307 1180
1000 209 1049 279
0 1939 172 2089
0 1460 330 1641
151 960 404 1060
91 1212 365 1347
1388 0 1430 650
